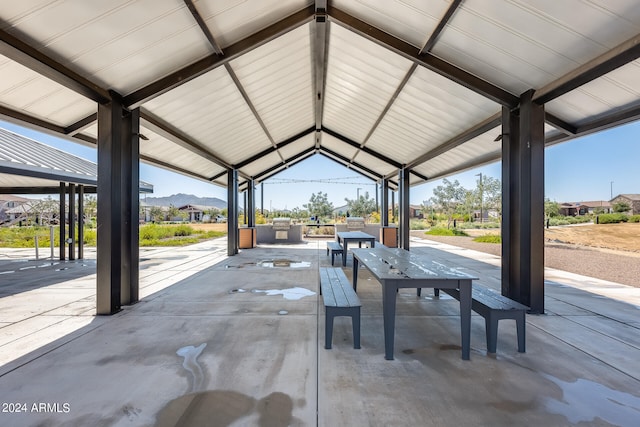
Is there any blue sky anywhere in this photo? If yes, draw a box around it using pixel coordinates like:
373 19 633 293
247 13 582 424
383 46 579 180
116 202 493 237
1 118 638 209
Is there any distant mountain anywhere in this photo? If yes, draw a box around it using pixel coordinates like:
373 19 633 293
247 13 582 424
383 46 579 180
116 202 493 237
142 193 226 209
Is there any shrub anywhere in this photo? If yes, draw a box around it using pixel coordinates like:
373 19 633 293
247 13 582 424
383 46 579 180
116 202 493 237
597 213 629 224
473 234 501 244
629 215 640 223
172 224 193 237
425 226 468 236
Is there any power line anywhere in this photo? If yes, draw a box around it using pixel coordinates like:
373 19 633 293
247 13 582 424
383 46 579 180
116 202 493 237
264 177 376 185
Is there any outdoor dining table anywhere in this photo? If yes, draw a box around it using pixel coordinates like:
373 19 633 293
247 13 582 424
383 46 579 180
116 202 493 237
336 231 376 266
351 247 478 360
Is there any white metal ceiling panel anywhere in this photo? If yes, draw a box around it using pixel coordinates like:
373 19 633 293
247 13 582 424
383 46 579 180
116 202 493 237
331 0 451 48
239 150 283 178
140 127 224 180
323 23 414 143
0 56 95 126
278 132 315 160
196 0 313 48
546 60 640 124
320 132 358 160
2 0 212 95
413 128 501 180
432 0 640 96
366 66 499 164
230 24 314 142
143 66 272 165
351 150 397 178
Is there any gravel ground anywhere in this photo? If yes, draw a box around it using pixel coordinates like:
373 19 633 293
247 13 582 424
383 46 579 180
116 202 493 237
411 232 640 288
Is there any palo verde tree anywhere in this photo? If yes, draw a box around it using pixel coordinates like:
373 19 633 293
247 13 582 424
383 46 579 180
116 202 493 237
429 178 465 227
303 192 334 220
344 191 377 219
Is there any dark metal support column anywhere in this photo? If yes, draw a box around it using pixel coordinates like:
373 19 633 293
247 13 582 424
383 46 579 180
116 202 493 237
227 169 239 256
68 183 75 260
260 182 264 215
243 191 248 225
128 108 141 304
97 92 139 314
501 90 545 313
59 182 65 261
247 179 255 227
391 191 395 223
398 168 410 250
381 179 389 226
78 185 84 259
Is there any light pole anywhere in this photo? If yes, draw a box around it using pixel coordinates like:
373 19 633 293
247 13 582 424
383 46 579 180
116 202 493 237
476 173 483 223
357 187 362 200
610 181 614 200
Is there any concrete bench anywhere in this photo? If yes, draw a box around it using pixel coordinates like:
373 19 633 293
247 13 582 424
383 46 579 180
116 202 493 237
424 285 527 353
326 241 344 266
319 267 361 350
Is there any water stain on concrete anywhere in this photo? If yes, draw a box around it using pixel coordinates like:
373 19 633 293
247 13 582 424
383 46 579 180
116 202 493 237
154 390 298 427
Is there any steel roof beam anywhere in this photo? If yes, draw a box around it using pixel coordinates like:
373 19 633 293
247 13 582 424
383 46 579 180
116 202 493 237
123 5 315 109
183 0 224 55
534 33 640 105
328 7 519 108
545 113 577 136
322 127 402 169
405 112 501 170
313 1 329 133
140 110 245 177
0 29 110 103
420 0 463 54
319 146 382 180
234 126 315 169
252 146 317 182
65 113 98 136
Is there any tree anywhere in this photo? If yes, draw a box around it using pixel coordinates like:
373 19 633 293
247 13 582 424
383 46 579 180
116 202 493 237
429 178 465 227
544 198 560 218
613 201 631 213
150 206 165 222
479 176 501 219
303 192 334 220
344 191 377 219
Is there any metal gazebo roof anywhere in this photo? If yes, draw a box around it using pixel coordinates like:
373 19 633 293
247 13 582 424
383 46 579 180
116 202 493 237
0 0 638 190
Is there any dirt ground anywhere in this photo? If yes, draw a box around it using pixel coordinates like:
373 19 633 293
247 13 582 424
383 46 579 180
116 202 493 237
189 223 228 232
544 223 640 252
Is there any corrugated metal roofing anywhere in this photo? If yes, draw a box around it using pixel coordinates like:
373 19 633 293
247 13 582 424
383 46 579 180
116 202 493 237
0 0 638 190
0 127 152 192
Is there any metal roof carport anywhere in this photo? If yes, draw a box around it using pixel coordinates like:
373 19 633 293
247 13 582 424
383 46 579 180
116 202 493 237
0 127 153 261
0 0 638 315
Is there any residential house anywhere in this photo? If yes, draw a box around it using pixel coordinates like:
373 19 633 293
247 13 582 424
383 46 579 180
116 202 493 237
610 194 640 215
0 195 28 224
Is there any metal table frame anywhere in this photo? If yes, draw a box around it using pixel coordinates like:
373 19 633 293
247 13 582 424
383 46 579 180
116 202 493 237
352 247 477 360
336 231 376 266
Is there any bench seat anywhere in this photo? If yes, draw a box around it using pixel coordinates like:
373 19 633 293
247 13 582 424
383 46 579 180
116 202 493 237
326 241 344 266
438 285 527 353
319 267 361 349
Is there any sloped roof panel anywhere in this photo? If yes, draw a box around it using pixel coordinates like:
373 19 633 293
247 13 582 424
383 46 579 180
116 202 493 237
2 0 212 95
323 24 414 143
320 132 358 160
196 0 313 48
230 24 314 142
277 132 315 160
0 56 95 126
331 0 451 47
432 0 640 95
143 66 272 165
366 66 499 164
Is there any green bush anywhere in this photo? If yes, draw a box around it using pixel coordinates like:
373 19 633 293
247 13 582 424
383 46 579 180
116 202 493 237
425 226 468 236
473 234 501 244
172 224 194 237
410 219 429 230
597 213 629 224
629 215 640 223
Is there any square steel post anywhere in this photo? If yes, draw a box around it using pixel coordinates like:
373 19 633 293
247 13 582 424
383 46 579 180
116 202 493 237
381 179 389 226
78 185 84 259
96 93 139 313
227 169 239 256
247 179 255 227
59 182 65 260
68 183 75 260
398 168 410 250
501 90 545 313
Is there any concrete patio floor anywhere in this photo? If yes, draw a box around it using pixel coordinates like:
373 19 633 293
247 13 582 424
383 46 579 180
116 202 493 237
1 236 639 426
